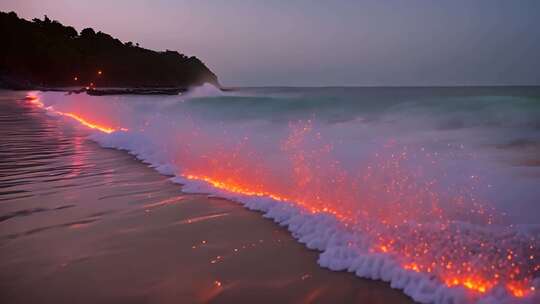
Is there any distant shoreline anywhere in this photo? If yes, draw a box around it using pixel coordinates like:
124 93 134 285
3 83 539 97
1 83 236 96
0 84 190 95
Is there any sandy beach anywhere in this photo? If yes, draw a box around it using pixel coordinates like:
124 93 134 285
0 91 414 303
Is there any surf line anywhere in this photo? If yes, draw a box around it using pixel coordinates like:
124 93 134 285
24 92 535 300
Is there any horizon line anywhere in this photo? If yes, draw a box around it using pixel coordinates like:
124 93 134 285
223 84 540 89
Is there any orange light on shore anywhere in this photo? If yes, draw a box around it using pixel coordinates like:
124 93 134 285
74 76 78 81
183 173 350 220
97 70 103 75
185 174 286 202
58 112 115 133
25 93 126 134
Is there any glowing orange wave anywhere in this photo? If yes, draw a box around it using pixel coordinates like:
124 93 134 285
185 174 534 298
25 92 536 299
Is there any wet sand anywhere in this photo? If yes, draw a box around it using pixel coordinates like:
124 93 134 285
0 91 414 304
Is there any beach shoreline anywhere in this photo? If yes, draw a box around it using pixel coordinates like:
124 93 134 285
0 91 414 303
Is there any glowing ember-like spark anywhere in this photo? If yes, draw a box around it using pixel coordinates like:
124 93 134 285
404 263 420 272
506 282 530 298
444 276 492 294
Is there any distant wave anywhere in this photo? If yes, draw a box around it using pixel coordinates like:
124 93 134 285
182 83 225 99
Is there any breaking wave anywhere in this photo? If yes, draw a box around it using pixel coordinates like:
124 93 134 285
28 85 540 303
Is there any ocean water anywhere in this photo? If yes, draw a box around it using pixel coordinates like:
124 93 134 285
29 85 540 303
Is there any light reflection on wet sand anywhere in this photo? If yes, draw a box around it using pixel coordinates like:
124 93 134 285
0 91 414 303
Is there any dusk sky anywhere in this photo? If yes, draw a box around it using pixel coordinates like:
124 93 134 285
2 0 540 87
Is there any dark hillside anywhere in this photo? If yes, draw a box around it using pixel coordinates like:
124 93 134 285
0 11 219 89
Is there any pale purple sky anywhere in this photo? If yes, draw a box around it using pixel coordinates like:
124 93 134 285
2 0 540 86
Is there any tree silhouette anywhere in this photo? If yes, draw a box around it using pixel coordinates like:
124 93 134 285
0 11 219 89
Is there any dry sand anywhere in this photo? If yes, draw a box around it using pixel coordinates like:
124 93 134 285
0 91 414 304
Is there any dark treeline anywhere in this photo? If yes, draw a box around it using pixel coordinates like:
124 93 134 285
0 11 219 89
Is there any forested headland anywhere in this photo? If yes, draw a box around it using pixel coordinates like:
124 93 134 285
0 11 219 89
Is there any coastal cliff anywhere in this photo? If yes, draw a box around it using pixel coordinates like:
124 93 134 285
0 11 219 89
